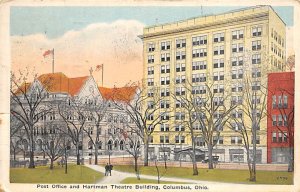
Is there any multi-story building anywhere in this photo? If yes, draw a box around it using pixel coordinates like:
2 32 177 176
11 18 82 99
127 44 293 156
10 72 138 161
267 72 294 163
141 6 286 163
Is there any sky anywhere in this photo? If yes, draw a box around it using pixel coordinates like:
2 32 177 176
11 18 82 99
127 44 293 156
10 6 294 87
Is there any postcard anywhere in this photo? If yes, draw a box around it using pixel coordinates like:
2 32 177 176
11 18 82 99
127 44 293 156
0 1 299 192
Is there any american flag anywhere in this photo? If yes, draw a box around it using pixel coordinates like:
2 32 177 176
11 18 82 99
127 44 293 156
43 49 53 58
95 64 103 71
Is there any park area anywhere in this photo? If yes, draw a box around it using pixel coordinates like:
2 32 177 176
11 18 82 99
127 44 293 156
10 163 293 185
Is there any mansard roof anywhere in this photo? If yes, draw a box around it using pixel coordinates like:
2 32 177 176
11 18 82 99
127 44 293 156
98 86 138 103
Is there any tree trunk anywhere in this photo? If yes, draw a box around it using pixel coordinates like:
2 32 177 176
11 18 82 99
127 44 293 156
94 148 98 165
207 143 214 169
65 149 68 174
134 156 140 180
144 140 149 166
246 149 255 182
50 159 54 169
23 150 26 160
288 147 294 172
13 148 16 161
76 149 80 165
28 150 35 168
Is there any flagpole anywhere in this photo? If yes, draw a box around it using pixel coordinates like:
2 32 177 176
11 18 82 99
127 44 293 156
52 48 55 74
102 64 104 87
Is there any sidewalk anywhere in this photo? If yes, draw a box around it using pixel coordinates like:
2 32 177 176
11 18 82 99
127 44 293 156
85 164 244 185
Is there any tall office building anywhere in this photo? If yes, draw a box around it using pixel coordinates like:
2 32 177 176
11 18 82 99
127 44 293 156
141 6 286 163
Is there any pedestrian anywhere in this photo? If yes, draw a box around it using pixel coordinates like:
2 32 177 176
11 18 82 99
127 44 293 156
109 163 113 176
105 163 109 176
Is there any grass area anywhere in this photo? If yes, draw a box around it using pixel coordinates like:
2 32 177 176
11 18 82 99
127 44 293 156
121 177 190 184
113 165 293 185
10 164 103 183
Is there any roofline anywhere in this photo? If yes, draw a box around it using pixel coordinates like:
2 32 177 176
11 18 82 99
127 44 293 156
144 5 271 30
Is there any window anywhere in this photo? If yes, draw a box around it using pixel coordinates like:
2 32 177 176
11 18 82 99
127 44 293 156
213 71 224 81
192 73 206 83
148 55 154 63
161 65 170 74
175 87 185 96
283 95 288 108
232 43 244 53
214 46 224 55
175 112 185 120
213 32 225 42
160 136 164 143
192 35 207 45
231 136 242 144
160 88 170 97
252 54 261 64
232 29 244 40
161 53 170 62
213 59 224 68
251 136 260 144
161 77 170 85
196 137 205 146
283 132 287 142
148 43 155 52
176 63 186 72
252 81 260 91
192 61 207 70
252 40 261 51
147 114 154 121
176 39 186 48
278 132 283 143
213 84 224 93
252 68 261 78
176 75 186 84
148 89 154 97
192 86 206 95
192 48 207 58
160 124 169 132
175 135 185 144
161 41 170 50
175 124 185 131
283 115 288 126
176 51 186 60
148 66 154 75
278 115 283 126
160 112 169 120
272 95 277 109
252 26 262 37
147 78 154 86
272 132 277 142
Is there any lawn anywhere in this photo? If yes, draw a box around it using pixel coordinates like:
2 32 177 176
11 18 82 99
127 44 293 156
10 164 103 183
121 177 191 184
113 165 293 185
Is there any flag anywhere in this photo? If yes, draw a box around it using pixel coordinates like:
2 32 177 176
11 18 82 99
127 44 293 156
43 49 53 58
95 64 103 71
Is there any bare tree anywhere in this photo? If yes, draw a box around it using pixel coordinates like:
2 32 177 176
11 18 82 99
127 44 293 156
10 116 24 161
58 98 87 165
121 125 142 180
10 70 54 168
83 99 107 165
154 159 167 184
229 73 268 182
174 80 237 171
41 129 64 169
112 84 167 166
286 55 295 72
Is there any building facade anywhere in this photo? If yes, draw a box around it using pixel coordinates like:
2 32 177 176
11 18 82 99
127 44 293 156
10 72 138 161
141 6 286 163
267 72 294 163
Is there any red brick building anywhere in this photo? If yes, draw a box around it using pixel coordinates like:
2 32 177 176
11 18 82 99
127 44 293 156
267 72 294 163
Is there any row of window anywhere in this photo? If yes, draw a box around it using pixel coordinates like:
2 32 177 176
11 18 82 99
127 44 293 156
147 26 263 52
148 47 262 63
272 115 288 127
272 131 288 143
272 95 288 109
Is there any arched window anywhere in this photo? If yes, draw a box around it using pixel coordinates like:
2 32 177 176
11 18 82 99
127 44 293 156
120 140 124 151
22 139 28 151
114 140 119 150
98 141 102 149
107 140 113 150
36 139 43 151
88 140 93 149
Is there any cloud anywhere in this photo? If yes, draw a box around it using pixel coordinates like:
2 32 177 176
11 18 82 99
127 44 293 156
11 20 145 87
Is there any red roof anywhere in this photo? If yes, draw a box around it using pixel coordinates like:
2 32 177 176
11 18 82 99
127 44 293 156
15 72 89 96
98 86 137 103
